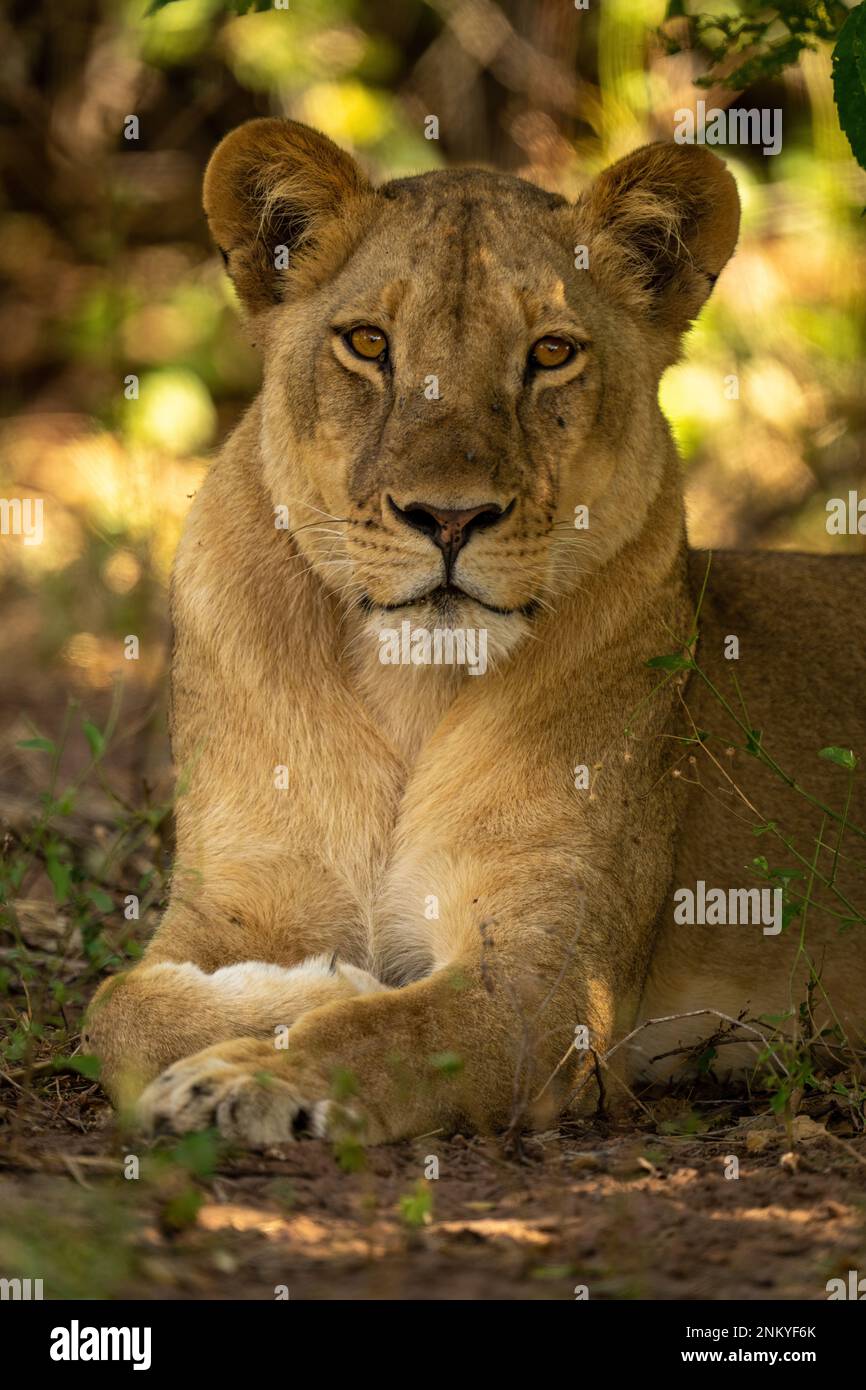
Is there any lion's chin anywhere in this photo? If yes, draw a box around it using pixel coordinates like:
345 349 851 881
362 587 532 674
367 583 537 622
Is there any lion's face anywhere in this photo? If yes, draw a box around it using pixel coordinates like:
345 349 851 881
205 122 739 656
261 171 620 647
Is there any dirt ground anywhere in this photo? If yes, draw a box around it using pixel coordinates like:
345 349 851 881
2 1069 865 1301
1 682 865 1301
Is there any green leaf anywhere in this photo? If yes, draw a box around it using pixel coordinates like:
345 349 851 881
399 1182 433 1228
4 1030 28 1062
161 1186 203 1233
531 1263 577 1280
769 1086 790 1114
4 860 26 893
84 934 111 966
429 1050 463 1076
331 1066 358 1101
55 788 77 816
721 35 809 92
86 886 114 914
17 737 56 754
767 867 804 883
61 1053 102 1080
745 728 763 756
83 720 106 760
645 653 695 671
172 1128 219 1178
819 745 858 771
833 3 866 172
46 853 72 905
334 1136 366 1173
658 1109 707 1136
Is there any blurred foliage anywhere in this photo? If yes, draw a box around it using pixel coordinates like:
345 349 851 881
661 0 866 171
662 0 848 85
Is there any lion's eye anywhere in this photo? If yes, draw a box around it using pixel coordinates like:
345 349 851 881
530 336 574 369
346 325 388 361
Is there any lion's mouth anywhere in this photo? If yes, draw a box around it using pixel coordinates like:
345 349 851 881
361 584 539 619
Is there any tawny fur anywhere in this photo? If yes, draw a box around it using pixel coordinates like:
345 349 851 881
85 121 866 1144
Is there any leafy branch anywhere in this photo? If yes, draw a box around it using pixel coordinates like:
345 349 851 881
662 0 866 172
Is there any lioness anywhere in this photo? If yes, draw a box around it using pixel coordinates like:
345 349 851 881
84 120 866 1145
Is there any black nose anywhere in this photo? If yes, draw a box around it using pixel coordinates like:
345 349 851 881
388 497 510 567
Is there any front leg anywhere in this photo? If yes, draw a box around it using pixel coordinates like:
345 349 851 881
137 857 657 1146
138 634 685 1147
87 946 384 1112
139 965 546 1145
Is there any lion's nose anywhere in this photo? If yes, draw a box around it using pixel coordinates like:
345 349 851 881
388 497 511 564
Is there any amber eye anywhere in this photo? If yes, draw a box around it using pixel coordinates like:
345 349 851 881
530 336 574 369
347 325 388 361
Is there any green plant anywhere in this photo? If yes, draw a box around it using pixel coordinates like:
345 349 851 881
635 554 866 1127
1 692 176 1096
662 0 866 171
398 1180 434 1228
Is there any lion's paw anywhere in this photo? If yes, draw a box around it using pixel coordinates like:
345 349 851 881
137 1054 333 1148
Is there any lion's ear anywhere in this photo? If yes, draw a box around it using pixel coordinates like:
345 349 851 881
580 143 740 334
203 118 372 313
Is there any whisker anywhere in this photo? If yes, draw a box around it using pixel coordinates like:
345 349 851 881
285 520 349 541
280 496 352 523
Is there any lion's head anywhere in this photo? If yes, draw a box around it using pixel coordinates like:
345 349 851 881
204 120 739 661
